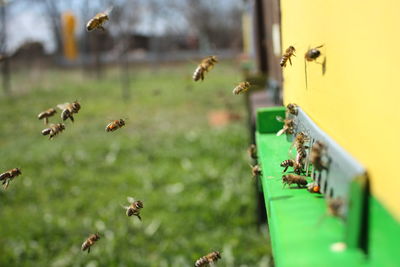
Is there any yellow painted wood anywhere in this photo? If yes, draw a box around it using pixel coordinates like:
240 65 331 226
280 0 400 220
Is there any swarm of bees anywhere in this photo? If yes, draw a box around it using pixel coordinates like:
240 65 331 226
232 81 251 95
81 233 100 253
0 168 21 190
194 251 222 267
193 56 218 81
106 119 126 132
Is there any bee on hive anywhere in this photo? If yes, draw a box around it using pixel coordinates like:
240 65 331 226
280 159 304 174
247 144 257 160
282 174 308 188
276 116 294 136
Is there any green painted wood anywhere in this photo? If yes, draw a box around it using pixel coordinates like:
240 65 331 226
346 176 368 250
256 132 366 267
255 107 400 267
256 107 285 134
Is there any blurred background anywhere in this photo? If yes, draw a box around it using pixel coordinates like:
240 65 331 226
0 0 272 266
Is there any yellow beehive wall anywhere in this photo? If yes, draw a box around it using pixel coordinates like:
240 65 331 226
280 0 400 220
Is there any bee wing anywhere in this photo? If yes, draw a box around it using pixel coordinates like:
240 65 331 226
57 103 69 110
276 116 284 122
104 6 114 15
127 196 135 203
276 128 286 136
120 204 129 210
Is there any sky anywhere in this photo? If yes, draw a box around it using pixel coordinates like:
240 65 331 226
3 0 242 54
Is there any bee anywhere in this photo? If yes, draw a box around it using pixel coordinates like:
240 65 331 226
249 164 262 178
57 101 81 122
304 45 324 88
232 81 251 95
121 197 143 221
293 132 309 165
307 182 320 193
305 45 324 62
276 116 294 136
310 141 328 171
247 144 257 160
280 159 304 174
41 123 66 139
86 7 113 31
38 108 57 124
194 251 222 267
286 103 298 116
81 233 100 253
282 174 307 188
280 46 296 67
0 168 21 190
327 198 344 217
193 56 218 81
105 119 125 132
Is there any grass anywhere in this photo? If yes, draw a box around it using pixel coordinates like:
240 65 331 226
0 62 271 266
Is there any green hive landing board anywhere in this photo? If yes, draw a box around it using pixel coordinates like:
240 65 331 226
255 107 400 267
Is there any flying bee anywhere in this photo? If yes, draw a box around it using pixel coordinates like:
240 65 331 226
0 168 21 190
276 116 294 136
307 182 320 193
81 233 100 253
282 174 307 188
105 119 125 132
310 141 328 171
280 46 296 67
304 45 324 88
232 81 251 95
280 159 304 174
305 45 324 62
249 164 262 178
247 144 257 160
57 101 81 122
86 7 113 31
121 197 143 221
38 108 57 124
195 251 222 267
41 123 65 139
286 103 298 116
193 56 218 81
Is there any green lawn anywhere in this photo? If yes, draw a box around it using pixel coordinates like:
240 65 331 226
0 62 270 266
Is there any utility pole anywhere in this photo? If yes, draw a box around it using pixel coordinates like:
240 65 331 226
0 0 10 95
